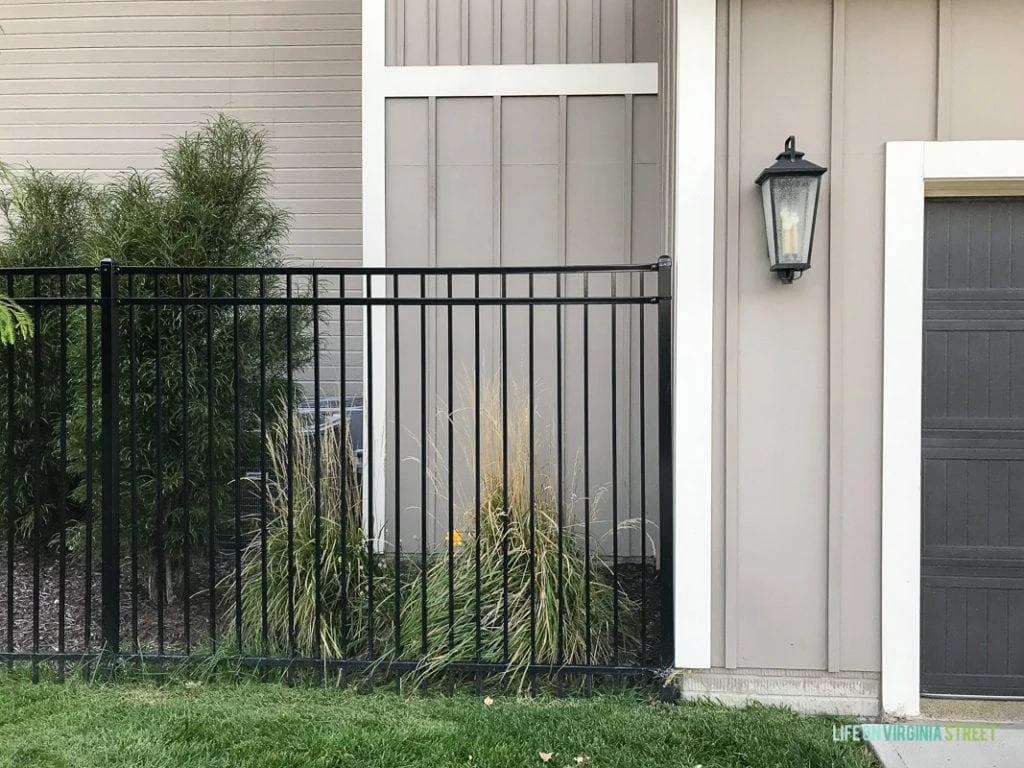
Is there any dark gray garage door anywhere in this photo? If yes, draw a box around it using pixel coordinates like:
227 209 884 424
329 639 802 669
922 198 1024 698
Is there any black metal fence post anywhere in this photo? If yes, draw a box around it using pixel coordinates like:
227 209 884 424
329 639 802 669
657 256 675 669
100 258 121 656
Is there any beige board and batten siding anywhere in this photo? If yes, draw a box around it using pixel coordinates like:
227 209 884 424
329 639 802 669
0 0 362 391
712 0 1024 679
385 0 663 65
383 94 662 556
377 1 664 554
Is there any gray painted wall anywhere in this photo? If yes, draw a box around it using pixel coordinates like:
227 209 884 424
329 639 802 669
386 0 663 65
711 0 1024 676
383 94 662 555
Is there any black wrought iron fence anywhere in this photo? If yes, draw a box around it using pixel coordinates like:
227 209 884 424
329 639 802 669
0 258 674 690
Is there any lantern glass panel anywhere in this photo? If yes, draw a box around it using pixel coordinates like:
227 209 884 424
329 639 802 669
760 180 777 268
770 175 820 267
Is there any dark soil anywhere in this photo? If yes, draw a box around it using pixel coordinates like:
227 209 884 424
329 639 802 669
2 544 664 667
0 544 100 655
616 561 663 666
0 543 220 655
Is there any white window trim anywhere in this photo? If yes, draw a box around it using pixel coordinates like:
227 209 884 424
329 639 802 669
363 1 717 670
882 140 1024 717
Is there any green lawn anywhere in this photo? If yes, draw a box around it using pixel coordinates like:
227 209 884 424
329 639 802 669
0 678 878 768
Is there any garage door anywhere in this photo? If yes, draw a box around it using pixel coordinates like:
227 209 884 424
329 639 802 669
922 197 1024 697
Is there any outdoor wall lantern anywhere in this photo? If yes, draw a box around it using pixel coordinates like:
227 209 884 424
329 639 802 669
755 136 827 284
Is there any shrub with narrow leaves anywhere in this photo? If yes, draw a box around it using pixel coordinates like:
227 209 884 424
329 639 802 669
0 119 311 595
0 169 95 544
65 117 313 600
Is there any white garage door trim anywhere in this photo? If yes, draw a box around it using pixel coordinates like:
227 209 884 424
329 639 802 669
363 0 717 670
883 139 1024 717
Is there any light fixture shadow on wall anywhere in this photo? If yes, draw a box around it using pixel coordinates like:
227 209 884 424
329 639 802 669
755 136 828 285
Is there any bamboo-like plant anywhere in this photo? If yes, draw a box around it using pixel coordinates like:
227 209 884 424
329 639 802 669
64 117 312 600
1 120 312 581
0 169 95 543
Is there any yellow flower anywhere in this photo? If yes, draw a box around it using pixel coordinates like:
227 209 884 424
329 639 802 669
445 529 464 546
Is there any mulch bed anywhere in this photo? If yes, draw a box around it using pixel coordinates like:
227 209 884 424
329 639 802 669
617 562 663 666
2 544 664 667
0 544 217 655
0 543 100 655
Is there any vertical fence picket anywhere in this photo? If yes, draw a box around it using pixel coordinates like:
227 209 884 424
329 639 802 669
638 275 648 667
179 274 191 655
31 273 41 683
657 256 675 670
58 274 69 682
128 273 140 656
312 275 323 678
206 273 218 652
99 259 121 661
4 274 14 671
84 272 95 658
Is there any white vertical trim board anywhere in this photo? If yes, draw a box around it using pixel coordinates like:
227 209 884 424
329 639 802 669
881 139 1024 717
881 142 925 719
673 0 716 670
362 0 389 546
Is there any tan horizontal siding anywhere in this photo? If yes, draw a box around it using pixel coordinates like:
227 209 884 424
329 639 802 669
0 138 358 152
0 77 359 94
1 92 360 109
0 45 357 64
2 14 357 33
0 0 362 389
2 32 358 47
2 1 348 18
1 62 358 77
0 107 359 126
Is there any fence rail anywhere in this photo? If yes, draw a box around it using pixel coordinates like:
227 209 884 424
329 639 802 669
0 258 674 690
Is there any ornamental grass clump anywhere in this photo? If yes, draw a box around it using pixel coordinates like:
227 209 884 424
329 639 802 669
231 404 385 659
399 382 637 689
